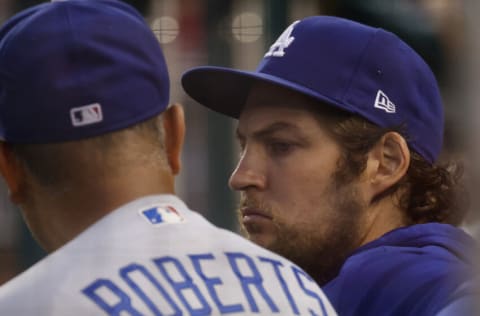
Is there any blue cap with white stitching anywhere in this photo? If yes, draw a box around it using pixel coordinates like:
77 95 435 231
182 16 443 163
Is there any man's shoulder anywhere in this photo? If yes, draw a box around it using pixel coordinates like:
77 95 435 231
328 223 474 291
324 223 475 316
0 255 92 315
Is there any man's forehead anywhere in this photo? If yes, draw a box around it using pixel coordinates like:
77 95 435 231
235 119 314 148
241 83 321 125
240 102 311 125
241 81 352 131
236 102 321 139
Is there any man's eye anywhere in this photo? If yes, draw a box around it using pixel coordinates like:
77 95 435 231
268 142 294 155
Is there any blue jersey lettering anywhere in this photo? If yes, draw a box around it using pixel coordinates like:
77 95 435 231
82 279 142 316
259 257 299 315
154 256 212 315
120 263 181 316
292 266 328 316
83 254 322 315
190 253 244 314
226 252 279 313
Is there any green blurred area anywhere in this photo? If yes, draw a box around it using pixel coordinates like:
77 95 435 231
205 0 235 230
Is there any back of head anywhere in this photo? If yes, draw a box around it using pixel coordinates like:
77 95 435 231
0 0 176 251
0 0 171 186
0 0 169 143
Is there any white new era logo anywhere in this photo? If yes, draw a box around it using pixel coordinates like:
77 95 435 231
374 90 396 113
265 20 300 57
70 103 103 127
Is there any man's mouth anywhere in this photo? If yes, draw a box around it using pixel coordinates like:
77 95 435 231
240 207 273 222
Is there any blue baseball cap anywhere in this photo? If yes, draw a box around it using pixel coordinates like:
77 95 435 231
182 16 444 163
0 0 169 143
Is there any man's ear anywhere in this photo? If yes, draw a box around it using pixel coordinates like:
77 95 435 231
0 142 26 204
162 104 185 175
364 132 410 201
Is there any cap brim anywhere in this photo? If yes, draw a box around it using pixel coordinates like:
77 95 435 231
181 66 355 119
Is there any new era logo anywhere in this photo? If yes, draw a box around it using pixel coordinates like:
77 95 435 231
265 20 300 57
70 103 103 127
139 205 184 226
374 90 396 113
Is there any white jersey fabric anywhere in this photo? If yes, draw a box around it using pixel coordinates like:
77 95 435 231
0 194 336 315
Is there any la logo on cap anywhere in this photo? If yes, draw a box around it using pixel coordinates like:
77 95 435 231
265 20 300 57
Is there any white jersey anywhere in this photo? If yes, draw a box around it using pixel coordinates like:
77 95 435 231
0 195 336 315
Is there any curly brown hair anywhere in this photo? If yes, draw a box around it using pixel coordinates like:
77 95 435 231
326 114 468 226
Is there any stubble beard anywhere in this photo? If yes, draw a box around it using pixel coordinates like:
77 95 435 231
237 180 366 286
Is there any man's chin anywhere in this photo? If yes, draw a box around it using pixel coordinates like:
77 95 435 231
243 230 276 250
238 215 278 249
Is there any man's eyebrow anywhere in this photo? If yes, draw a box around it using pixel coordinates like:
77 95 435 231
236 121 302 140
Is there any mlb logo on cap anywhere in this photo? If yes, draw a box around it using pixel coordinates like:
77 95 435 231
70 103 103 127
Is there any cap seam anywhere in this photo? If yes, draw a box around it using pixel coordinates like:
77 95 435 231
341 28 380 106
65 3 87 108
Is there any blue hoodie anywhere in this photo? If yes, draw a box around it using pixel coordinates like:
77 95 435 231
324 223 477 315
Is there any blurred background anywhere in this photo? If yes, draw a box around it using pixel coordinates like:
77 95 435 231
0 0 478 286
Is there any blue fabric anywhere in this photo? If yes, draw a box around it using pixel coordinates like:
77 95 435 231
323 223 477 316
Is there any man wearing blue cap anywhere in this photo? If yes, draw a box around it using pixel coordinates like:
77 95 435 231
0 2 338 315
182 16 478 315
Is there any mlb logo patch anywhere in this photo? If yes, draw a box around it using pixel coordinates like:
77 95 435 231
70 103 103 126
139 205 184 226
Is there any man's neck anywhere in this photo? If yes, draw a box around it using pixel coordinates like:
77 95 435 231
359 197 407 247
23 168 175 252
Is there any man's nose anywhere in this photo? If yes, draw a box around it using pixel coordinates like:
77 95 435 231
229 148 266 191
